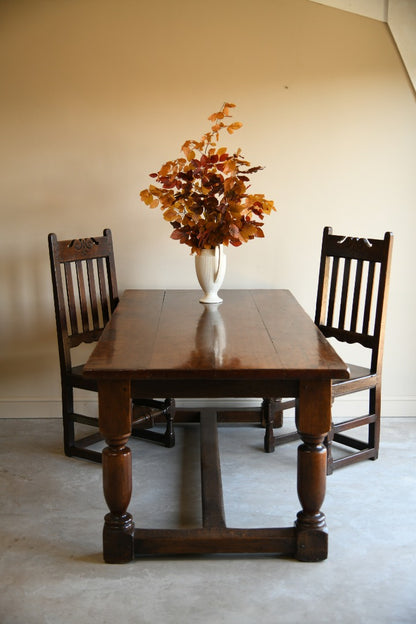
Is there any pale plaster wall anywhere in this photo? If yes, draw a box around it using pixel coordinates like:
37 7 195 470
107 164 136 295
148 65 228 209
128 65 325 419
1 0 415 418
310 0 388 21
388 0 416 91
310 0 416 91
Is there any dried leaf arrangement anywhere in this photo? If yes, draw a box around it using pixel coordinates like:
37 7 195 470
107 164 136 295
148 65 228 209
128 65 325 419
140 103 276 255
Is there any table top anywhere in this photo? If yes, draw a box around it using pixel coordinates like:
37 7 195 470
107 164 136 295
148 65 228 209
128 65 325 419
83 289 349 384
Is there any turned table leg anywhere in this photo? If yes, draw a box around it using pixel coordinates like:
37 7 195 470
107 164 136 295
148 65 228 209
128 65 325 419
295 380 331 562
98 380 134 564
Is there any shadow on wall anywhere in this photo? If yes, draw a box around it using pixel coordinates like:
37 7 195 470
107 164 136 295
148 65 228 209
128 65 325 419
0 241 59 393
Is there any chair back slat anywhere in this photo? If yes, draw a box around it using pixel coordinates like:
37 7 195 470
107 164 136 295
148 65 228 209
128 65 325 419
362 262 375 335
97 256 111 326
315 226 393 373
48 229 119 370
338 258 351 330
75 259 90 333
326 256 339 327
86 258 100 331
64 261 78 336
350 259 363 333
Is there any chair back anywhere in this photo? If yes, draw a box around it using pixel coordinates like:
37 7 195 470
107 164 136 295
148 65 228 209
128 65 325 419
314 226 393 374
48 229 119 375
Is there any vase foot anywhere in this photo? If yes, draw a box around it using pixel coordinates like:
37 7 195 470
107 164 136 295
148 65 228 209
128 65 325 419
199 294 223 304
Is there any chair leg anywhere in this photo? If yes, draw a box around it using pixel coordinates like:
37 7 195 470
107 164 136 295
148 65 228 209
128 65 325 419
263 398 299 453
368 386 380 461
327 384 381 472
61 384 103 463
325 426 334 475
164 398 176 447
62 385 76 458
263 398 276 453
261 398 284 429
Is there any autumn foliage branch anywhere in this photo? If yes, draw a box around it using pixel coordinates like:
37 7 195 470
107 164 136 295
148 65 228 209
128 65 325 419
140 103 276 255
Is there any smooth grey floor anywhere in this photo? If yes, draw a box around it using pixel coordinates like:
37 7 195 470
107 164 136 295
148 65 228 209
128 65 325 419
0 417 415 624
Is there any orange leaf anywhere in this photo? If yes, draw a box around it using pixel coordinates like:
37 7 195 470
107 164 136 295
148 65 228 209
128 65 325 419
227 122 243 134
140 189 154 206
163 207 178 221
223 103 236 117
222 159 237 176
182 144 195 161
223 177 236 193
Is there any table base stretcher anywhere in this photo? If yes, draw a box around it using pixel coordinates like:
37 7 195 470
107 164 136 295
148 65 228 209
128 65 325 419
103 409 328 563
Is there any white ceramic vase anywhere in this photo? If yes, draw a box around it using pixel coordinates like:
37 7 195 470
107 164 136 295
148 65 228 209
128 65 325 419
195 245 226 304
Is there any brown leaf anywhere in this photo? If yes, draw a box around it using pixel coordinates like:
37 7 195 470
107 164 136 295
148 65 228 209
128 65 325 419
171 229 185 241
229 224 240 238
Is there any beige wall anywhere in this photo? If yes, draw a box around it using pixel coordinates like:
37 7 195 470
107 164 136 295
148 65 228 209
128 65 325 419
1 0 415 418
388 0 416 91
311 0 416 91
310 0 388 21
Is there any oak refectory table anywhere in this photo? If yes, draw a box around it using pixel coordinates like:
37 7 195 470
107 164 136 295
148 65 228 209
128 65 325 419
83 289 349 563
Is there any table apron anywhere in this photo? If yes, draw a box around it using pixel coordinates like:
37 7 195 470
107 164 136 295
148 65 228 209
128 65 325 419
130 378 300 398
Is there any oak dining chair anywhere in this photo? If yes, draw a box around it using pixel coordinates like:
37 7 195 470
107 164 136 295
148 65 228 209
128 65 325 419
264 226 393 474
48 228 175 463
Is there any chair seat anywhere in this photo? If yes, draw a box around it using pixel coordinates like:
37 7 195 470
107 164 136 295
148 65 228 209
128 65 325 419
332 364 376 398
334 363 371 383
70 364 97 391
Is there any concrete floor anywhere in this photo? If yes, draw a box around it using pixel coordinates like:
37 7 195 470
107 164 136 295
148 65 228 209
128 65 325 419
0 417 415 624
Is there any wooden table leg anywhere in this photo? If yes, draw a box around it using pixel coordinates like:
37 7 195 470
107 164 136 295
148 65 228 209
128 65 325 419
295 380 331 562
98 380 134 564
